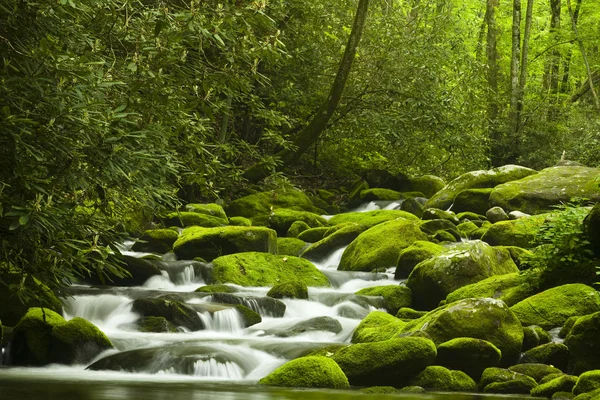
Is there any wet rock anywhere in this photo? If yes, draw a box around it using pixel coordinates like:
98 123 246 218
435 337 502 380
210 292 287 318
351 311 406 344
276 237 307 257
275 316 342 338
522 325 551 352
234 305 261 328
300 222 367 261
259 356 349 389
408 365 477 392
355 285 412 315
486 206 509 223
132 229 179 253
267 281 309 300
530 374 578 398
400 197 425 218
359 188 403 201
131 298 204 331
509 363 562 383
267 208 327 236
421 208 460 224
520 343 569 371
565 312 600 374
137 316 177 333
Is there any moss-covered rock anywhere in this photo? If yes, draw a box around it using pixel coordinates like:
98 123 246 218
445 270 540 307
300 223 367 261
401 298 524 366
395 241 445 279
195 284 237 294
407 241 519 310
432 229 460 243
553 391 575 400
486 206 509 223
501 246 535 270
355 285 412 315
566 312 600 375
173 226 277 261
490 166 600 214
481 213 548 248
211 252 329 287
137 316 177 333
359 386 398 394
573 388 600 400
275 316 342 338
268 208 328 236
360 188 403 201
339 219 428 272
425 165 537 211
131 298 204 331
457 221 480 238
452 188 494 215
209 292 286 317
521 343 569 371
226 189 319 218
332 336 437 386
396 308 427 320
229 216 252 226
0 277 63 326
259 356 349 389
541 373 566 384
408 365 477 392
351 311 406 343
286 220 310 238
480 367 538 394
559 316 580 339
276 237 307 257
530 375 579 398
297 227 330 243
509 364 563 383
574 370 600 395
522 325 552 352
10 308 112 366
132 229 179 253
184 203 228 222
422 208 460 225
235 304 262 327
436 337 502 380
164 211 226 228
328 209 418 227
403 175 445 197
400 198 425 218
585 203 600 257
267 281 309 299
510 284 600 330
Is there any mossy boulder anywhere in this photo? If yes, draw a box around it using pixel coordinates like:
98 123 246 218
259 356 349 389
184 203 228 222
226 189 319 218
521 343 569 371
355 285 412 315
407 241 519 310
195 284 237 294
229 216 252 226
359 386 398 394
490 166 600 214
585 203 600 257
132 229 179 253
401 298 524 365
421 208 460 224
235 304 262 327
267 281 309 299
332 336 437 386
574 370 600 395
173 226 277 261
396 308 427 320
445 270 540 307
10 308 112 366
351 311 406 343
453 188 494 215
137 316 177 333
481 367 538 394
510 284 600 330
560 316 580 339
425 165 537 211
328 209 418 227
286 220 310 238
566 312 600 374
164 211 225 228
509 363 563 383
268 208 327 236
408 365 477 392
436 338 502 380
209 292 286 317
0 277 63 326
276 237 307 257
338 219 428 272
457 221 480 238
360 188 403 201
531 375 579 398
400 197 425 218
210 252 329 287
297 227 330 243
131 298 204 331
395 241 445 279
487 206 509 223
480 213 547 248
276 316 342 338
406 175 446 197
300 223 367 261
522 325 552 351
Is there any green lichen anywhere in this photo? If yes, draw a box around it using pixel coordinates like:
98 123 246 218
408 365 477 392
355 285 412 315
351 311 406 343
211 252 330 287
436 337 502 380
276 237 307 257
258 356 349 389
267 281 309 299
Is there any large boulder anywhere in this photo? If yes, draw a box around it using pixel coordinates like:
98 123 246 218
480 213 547 248
338 219 428 272
489 166 600 214
452 188 494 215
274 317 342 338
445 270 540 307
225 189 319 218
355 285 412 315
395 241 445 279
300 223 367 261
267 208 328 236
259 356 349 389
132 229 179 253
435 338 502 380
509 284 600 329
585 203 600 257
276 237 307 257
480 367 538 394
164 211 226 228
328 209 418 227
331 336 437 386
10 308 112 366
565 311 600 374
407 241 519 310
425 165 537 211
360 188 403 201
184 203 228 222
406 175 446 197
210 252 330 287
351 311 406 343
407 365 477 392
173 226 277 261
520 342 569 370
401 298 524 365
131 298 204 331
267 281 308 299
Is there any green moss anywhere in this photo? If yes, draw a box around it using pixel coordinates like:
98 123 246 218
258 356 349 389
453 188 494 215
351 311 406 344
131 298 204 331
483 378 538 394
297 227 330 243
481 213 548 248
317 189 336 202
559 316 580 339
359 386 398 394
422 208 460 224
184 203 228 222
574 371 600 395
195 284 237 294
399 385 427 393
522 325 551 351
401 298 524 366
0 277 63 326
267 281 309 299
229 216 252 226
445 270 540 307
132 229 179 253
530 375 578 398
137 316 177 333
395 241 444 279
226 189 319 218
211 252 329 287
268 208 328 236
305 344 348 358
276 316 342 338
328 209 417 227
457 211 487 221
566 312 600 374
339 219 428 272
286 220 310 238
436 337 502 380
480 367 538 391
395 307 427 320
164 211 226 228
332 336 437 387
300 223 367 261
457 221 480 238
360 188 403 201
399 198 424 218
173 226 277 261
406 175 446 197
585 203 600 257
407 241 519 310
509 364 563 383
355 285 412 315
510 284 600 330
573 388 600 400
521 342 569 371
408 365 477 392
553 391 575 400
433 229 459 242
276 237 307 257
235 304 262 327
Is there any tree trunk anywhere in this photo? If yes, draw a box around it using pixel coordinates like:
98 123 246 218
507 0 521 163
516 0 534 127
244 0 371 182
560 0 582 93
486 0 502 166
545 0 562 120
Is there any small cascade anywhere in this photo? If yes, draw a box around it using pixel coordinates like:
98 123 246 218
63 294 139 332
320 269 392 288
311 246 347 270
193 359 244 379
348 200 403 213
199 309 244 332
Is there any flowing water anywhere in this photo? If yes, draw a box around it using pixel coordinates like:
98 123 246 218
0 201 530 399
